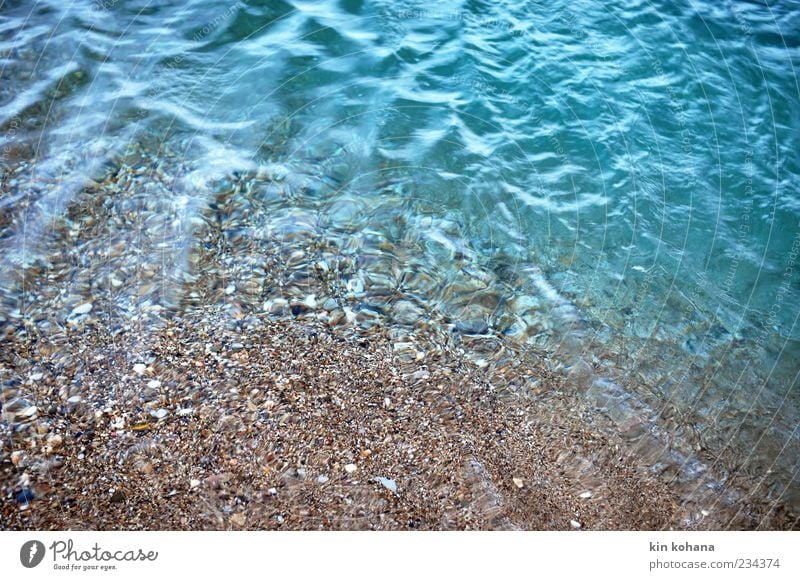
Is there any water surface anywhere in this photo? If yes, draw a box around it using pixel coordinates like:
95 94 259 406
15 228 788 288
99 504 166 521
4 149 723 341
1 0 799 523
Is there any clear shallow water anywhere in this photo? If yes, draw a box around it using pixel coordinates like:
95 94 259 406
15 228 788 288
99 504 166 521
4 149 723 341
1 0 799 520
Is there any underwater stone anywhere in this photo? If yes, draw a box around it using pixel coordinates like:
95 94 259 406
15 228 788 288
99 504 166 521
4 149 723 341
454 319 489 335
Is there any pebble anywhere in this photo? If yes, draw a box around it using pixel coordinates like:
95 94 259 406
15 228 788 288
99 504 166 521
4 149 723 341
566 359 594 387
267 298 289 315
133 363 147 375
146 380 161 389
11 451 25 466
151 409 168 420
455 318 488 335
569 519 582 529
71 302 93 316
375 476 398 493
230 513 246 526
67 395 82 404
579 491 593 499
21 405 38 418
393 300 423 325
225 284 236 295
45 434 63 453
15 489 34 504
409 370 430 381
346 278 364 295
190 479 201 489
328 310 346 326
512 477 524 488
344 463 357 474
29 372 43 381
317 475 329 484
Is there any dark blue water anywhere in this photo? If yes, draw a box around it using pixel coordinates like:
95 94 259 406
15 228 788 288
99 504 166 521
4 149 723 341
1 0 799 521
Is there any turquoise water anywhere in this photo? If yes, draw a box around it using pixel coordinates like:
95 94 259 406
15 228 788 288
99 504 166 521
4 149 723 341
1 0 799 520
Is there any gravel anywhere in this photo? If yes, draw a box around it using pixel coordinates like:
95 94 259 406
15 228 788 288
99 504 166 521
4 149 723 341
2 308 775 531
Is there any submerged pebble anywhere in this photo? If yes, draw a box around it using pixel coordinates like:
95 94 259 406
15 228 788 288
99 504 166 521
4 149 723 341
11 451 25 466
71 302 93 316
375 476 398 493
151 409 168 420
455 318 489 335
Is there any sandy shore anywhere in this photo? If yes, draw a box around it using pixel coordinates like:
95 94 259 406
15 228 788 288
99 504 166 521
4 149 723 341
2 307 792 530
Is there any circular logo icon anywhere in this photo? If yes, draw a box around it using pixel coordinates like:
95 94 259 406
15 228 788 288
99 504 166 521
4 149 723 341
20 540 46 568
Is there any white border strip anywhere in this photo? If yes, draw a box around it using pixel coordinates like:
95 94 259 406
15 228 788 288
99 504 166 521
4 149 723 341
0 531 797 579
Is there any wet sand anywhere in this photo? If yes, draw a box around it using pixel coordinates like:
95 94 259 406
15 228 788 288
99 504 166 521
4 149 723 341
1 309 792 530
